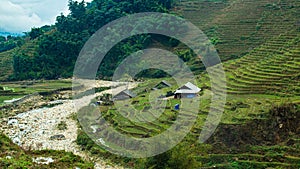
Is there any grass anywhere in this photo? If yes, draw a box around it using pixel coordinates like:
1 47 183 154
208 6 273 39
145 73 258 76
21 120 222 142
197 31 300 97
75 74 299 168
0 79 72 105
0 133 93 169
0 0 299 168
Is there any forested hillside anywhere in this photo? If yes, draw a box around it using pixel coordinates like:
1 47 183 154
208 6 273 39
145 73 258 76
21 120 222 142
10 0 174 80
0 0 297 82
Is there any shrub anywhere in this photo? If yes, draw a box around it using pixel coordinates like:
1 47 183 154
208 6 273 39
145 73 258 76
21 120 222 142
57 121 68 130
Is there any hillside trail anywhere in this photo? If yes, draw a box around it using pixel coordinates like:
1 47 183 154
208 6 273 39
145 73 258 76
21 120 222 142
1 80 137 169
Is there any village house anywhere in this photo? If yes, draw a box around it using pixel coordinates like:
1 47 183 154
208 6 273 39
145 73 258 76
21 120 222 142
113 89 136 101
174 82 201 99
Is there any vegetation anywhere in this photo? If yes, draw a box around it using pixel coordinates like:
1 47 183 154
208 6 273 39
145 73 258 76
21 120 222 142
0 35 24 53
9 0 177 80
0 0 299 168
0 80 72 107
76 87 299 168
57 121 68 130
0 133 93 168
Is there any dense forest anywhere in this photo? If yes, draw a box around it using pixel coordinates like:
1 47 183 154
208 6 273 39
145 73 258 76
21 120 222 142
11 0 181 80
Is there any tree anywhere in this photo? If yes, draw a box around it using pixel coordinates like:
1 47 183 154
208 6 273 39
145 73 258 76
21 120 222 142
13 0 175 80
29 28 42 39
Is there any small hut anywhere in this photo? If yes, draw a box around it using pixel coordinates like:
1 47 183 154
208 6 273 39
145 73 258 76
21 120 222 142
152 80 172 90
113 89 136 101
174 82 201 99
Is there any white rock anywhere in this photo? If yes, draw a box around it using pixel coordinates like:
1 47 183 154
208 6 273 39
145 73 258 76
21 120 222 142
38 130 45 135
12 137 21 146
19 124 27 131
32 157 54 165
8 119 18 126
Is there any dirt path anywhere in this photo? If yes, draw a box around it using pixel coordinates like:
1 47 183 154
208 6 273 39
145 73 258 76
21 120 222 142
1 80 137 169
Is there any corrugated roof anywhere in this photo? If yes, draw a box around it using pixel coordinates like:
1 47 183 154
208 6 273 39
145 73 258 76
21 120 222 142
154 80 172 88
175 82 201 94
161 80 172 87
184 82 201 92
120 89 136 98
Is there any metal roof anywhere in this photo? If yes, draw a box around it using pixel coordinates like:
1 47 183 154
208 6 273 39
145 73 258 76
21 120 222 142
160 80 172 87
175 82 201 94
154 80 172 88
116 89 136 98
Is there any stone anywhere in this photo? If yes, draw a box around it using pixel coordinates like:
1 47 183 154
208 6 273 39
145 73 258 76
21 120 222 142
7 119 18 126
32 157 54 165
50 134 66 140
19 124 27 131
12 137 21 146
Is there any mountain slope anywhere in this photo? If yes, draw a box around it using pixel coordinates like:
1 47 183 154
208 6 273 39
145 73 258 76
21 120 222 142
200 31 300 96
0 49 15 81
178 0 300 61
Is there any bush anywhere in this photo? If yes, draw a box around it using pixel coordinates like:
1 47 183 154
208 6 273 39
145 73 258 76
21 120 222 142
57 121 67 130
143 142 200 169
76 131 95 150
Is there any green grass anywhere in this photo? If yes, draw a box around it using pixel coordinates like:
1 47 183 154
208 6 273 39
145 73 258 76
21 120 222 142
0 133 93 169
0 0 298 168
0 80 71 93
0 79 72 105
76 75 299 167
177 0 300 63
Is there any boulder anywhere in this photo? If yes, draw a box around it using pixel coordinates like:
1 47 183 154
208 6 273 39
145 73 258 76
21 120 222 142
50 134 66 140
32 157 54 165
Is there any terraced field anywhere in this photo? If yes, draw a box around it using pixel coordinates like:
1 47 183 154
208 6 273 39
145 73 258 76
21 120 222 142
0 0 298 168
77 1 300 167
205 31 300 96
177 0 300 61
0 49 15 81
76 29 300 167
173 1 300 168
78 80 299 168
0 39 39 81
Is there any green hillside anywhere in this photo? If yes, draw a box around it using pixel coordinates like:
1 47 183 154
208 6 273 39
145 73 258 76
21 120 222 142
0 0 299 168
73 0 299 168
0 0 299 81
198 31 300 96
0 49 15 81
0 37 38 81
177 0 300 61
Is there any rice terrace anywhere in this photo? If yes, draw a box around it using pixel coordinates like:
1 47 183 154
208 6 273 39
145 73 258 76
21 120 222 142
0 0 299 168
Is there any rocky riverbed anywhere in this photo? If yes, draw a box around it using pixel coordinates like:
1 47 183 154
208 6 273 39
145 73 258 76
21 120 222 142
0 80 137 169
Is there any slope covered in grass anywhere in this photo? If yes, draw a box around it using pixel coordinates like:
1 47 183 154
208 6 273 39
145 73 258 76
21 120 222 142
177 0 300 61
199 31 300 96
0 49 15 81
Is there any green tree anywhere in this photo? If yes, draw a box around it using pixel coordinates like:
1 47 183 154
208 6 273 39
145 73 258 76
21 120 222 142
29 28 42 39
